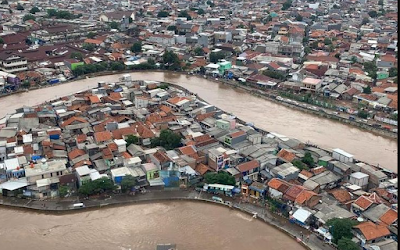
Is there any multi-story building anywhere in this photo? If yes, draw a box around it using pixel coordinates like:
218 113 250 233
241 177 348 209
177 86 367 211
0 51 27 73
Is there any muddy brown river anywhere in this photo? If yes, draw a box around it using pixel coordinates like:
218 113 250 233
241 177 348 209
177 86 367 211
0 72 396 172
0 201 304 250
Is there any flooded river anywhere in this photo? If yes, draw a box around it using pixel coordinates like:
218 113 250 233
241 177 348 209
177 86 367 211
0 71 397 172
0 201 304 250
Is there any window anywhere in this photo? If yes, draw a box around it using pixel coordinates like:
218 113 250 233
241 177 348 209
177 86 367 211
56 172 59 176
50 173 53 177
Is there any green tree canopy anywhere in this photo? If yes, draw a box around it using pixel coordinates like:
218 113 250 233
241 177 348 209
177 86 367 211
87 32 96 39
110 61 125 71
157 10 169 18
210 51 226 63
197 8 205 15
78 177 116 196
206 1 215 7
150 129 182 150
59 185 69 197
337 238 359 250
70 52 83 60
131 42 142 53
324 37 332 45
30 6 40 14
126 135 139 147
47 9 80 19
281 0 292 10
292 159 309 170
363 61 378 80
16 3 24 10
363 85 372 94
389 67 397 77
368 10 378 18
302 152 315 166
204 172 236 185
121 175 138 193
326 218 358 244
194 47 204 56
162 50 181 70
82 43 96 51
109 21 119 30
178 10 192 20
263 70 286 80
167 25 176 31
23 14 35 21
295 14 303 21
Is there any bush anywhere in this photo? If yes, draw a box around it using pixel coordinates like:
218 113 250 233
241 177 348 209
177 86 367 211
78 177 116 196
121 175 137 193
150 129 182 150
23 14 35 21
30 6 40 14
204 172 235 185
157 10 169 18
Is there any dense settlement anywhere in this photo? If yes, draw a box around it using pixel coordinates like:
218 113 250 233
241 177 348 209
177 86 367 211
0 0 397 131
0 1 398 250
0 76 398 250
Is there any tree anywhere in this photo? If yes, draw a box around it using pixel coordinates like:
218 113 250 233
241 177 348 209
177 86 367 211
109 21 119 30
389 67 397 77
197 8 205 15
21 81 30 89
157 10 169 18
16 3 24 10
82 43 96 51
295 14 303 21
281 0 292 10
263 70 286 80
162 50 181 70
87 32 96 39
194 47 204 56
311 40 319 49
357 110 368 119
121 175 137 193
70 52 83 60
364 61 378 80
324 37 332 45
363 85 371 94
368 10 378 18
131 42 142 53
210 51 225 63
178 10 192 20
204 172 236 185
302 152 314 166
206 0 215 7
292 159 309 170
23 14 35 21
326 218 358 244
150 129 182 150
337 238 359 250
167 25 176 31
361 17 369 25
110 61 125 71
30 6 40 14
59 185 69 197
0 37 4 44
78 177 116 196
126 135 139 147
350 56 357 64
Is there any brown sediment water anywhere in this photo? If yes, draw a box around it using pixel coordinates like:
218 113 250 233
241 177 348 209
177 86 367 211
0 201 305 250
0 72 397 172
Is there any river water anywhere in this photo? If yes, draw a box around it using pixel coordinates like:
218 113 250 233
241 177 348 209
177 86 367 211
0 72 396 172
0 201 303 250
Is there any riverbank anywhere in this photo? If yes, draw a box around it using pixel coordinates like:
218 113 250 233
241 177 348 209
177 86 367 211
0 190 332 250
0 70 396 140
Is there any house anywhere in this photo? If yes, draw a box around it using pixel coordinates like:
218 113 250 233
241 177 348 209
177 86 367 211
271 162 300 181
332 148 353 163
267 178 291 199
302 77 322 92
349 172 369 190
291 207 313 227
353 221 391 246
75 165 91 187
224 130 247 146
236 160 260 180
248 181 268 199
294 189 321 208
308 171 341 190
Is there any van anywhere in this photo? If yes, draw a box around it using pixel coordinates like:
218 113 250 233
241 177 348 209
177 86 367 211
73 203 85 208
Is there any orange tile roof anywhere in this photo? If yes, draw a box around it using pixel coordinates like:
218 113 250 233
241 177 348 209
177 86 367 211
94 131 113 143
295 190 319 206
61 116 88 127
284 185 305 201
167 96 191 105
353 221 390 241
122 151 132 159
379 209 398 225
178 145 197 156
277 149 296 162
88 95 101 104
195 163 213 175
354 195 374 210
236 160 260 172
299 170 314 178
329 189 352 203
230 130 246 138
76 134 87 143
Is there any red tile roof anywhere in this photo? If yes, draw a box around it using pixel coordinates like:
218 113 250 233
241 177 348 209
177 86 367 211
236 160 260 172
353 221 390 241
353 195 374 210
283 185 305 201
94 131 113 143
379 209 398 225
277 149 296 162
329 189 352 203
